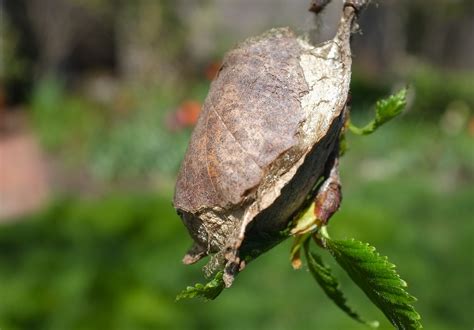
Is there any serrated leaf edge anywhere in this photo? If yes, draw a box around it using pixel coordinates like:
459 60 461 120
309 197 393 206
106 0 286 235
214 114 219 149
176 271 225 302
304 243 379 328
325 238 422 329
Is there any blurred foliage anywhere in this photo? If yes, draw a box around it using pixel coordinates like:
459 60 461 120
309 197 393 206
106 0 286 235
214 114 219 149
349 88 407 135
351 67 473 117
116 0 188 85
0 195 193 330
408 65 474 116
0 119 472 329
90 88 191 179
0 15 27 83
0 12 31 104
29 78 195 179
30 78 104 157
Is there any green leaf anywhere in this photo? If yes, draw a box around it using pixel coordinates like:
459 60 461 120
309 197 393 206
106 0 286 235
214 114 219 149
349 88 407 135
304 244 379 328
324 238 422 329
176 271 225 301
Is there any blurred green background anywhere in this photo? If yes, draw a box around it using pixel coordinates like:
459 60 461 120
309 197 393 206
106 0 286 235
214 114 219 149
0 0 473 329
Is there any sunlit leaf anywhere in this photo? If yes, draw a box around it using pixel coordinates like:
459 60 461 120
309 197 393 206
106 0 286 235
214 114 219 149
176 271 225 301
325 238 422 329
305 245 379 327
349 88 407 135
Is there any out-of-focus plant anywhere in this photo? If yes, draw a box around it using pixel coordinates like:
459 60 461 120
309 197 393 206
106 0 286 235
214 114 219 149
90 106 190 180
116 0 188 85
409 65 473 116
0 195 192 330
0 16 27 84
30 78 104 156
89 86 195 180
28 76 204 182
350 66 473 120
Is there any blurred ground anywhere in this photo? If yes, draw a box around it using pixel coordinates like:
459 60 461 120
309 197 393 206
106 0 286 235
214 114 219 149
0 0 473 329
0 111 50 220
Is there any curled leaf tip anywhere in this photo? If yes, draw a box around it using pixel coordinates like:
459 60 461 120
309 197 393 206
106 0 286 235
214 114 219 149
349 88 408 135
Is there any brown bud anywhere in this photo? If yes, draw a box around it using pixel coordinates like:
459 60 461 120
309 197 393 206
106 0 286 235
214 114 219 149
308 0 332 14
